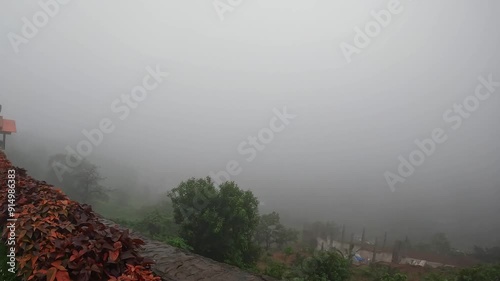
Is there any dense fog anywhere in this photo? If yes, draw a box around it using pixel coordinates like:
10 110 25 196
1 0 499 250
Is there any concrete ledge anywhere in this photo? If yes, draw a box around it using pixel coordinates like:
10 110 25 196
99 217 277 281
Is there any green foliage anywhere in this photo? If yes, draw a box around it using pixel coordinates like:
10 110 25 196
165 237 193 251
256 212 299 251
255 212 281 251
93 200 146 221
275 224 299 249
139 209 177 238
112 209 191 252
297 250 350 281
379 273 408 281
361 263 407 281
292 251 305 268
115 212 178 240
112 207 179 243
46 154 111 204
456 264 500 281
168 177 261 268
284 246 294 263
263 259 288 279
0 242 20 281
421 267 458 281
422 272 454 281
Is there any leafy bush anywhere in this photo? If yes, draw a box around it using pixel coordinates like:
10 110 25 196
284 246 294 263
255 212 298 251
456 264 500 281
362 263 407 281
137 209 177 238
113 209 178 240
0 154 160 281
110 218 140 230
379 272 407 281
112 217 189 251
422 268 457 281
298 250 350 281
165 237 193 251
292 251 305 267
262 259 288 279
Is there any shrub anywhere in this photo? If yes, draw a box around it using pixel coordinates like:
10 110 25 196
363 263 408 281
165 237 193 251
299 250 350 281
422 268 457 281
457 264 500 281
379 272 407 281
0 154 160 281
263 259 288 279
136 209 177 238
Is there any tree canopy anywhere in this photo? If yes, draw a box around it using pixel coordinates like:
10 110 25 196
46 154 110 204
255 212 298 251
168 177 260 268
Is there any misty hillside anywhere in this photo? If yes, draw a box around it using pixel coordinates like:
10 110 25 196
1 1 500 281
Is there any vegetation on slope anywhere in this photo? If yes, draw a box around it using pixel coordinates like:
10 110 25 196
0 152 160 281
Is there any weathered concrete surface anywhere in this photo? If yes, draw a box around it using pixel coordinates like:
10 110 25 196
99 217 277 281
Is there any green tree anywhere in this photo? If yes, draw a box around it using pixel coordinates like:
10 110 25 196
168 177 260 268
255 212 280 251
255 212 298 251
75 162 110 204
274 224 299 249
46 154 111 203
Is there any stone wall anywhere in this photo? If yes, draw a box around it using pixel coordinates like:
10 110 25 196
99 217 277 281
